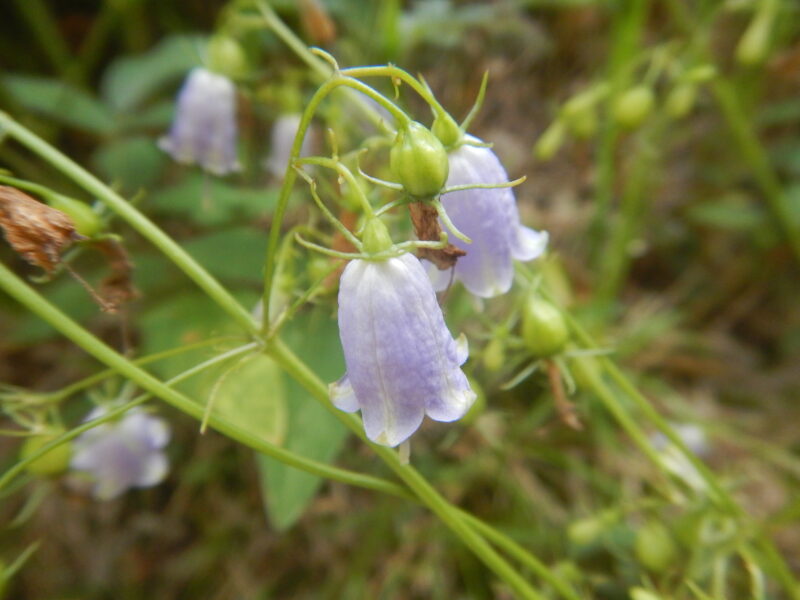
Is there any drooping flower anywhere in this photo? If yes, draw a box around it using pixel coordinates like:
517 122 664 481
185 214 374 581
159 67 240 176
330 253 476 447
263 113 315 178
429 137 548 298
70 407 170 500
650 423 709 493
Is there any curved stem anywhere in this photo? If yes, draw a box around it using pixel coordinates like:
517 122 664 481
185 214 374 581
0 112 260 337
0 262 408 501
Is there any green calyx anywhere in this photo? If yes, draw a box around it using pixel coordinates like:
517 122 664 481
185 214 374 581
521 297 569 358
361 217 394 256
432 111 463 149
390 121 449 199
46 194 101 238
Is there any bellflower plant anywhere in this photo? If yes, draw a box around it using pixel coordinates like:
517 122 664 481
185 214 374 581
329 219 476 447
264 113 314 178
158 67 241 176
70 407 170 500
429 137 549 298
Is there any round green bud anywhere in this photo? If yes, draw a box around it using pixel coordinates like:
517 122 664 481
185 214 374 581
568 516 606 548
521 298 569 358
362 217 394 255
561 94 598 139
533 120 566 161
482 337 506 372
46 194 101 238
390 121 449 198
432 111 462 148
665 83 696 120
20 430 72 477
634 521 678 573
629 587 665 600
612 86 655 129
207 35 249 79
685 64 716 83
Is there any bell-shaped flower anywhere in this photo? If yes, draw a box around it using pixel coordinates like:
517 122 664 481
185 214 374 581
159 67 240 176
429 138 548 298
330 253 476 447
70 407 170 500
263 113 315 178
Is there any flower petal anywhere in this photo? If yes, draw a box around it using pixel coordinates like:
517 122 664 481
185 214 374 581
330 374 360 413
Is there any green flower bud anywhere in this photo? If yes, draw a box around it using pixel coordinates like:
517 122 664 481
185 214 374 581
568 511 616 547
362 217 394 255
665 83 697 119
685 64 716 83
45 194 101 237
482 337 506 372
432 111 462 148
534 120 566 161
561 93 598 139
612 86 655 129
20 430 72 477
736 10 773 66
634 521 678 573
390 121 449 198
207 35 249 79
522 298 569 358
629 587 665 600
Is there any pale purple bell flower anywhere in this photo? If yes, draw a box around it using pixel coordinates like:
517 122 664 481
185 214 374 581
330 253 476 447
263 113 315 178
70 407 170 500
429 137 548 298
159 67 241 176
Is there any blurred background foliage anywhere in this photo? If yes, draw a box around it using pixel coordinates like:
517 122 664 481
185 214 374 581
1 0 800 598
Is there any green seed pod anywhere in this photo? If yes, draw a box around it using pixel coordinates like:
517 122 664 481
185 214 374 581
432 111 462 149
612 86 655 129
534 120 566 161
561 93 598 139
634 521 678 573
629 587 665 600
522 297 569 358
568 511 616 547
665 83 697 119
482 337 505 372
390 121 449 198
207 35 249 79
20 430 72 477
45 194 101 238
736 10 773 66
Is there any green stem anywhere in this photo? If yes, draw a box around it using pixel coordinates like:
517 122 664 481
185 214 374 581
261 76 409 329
0 112 260 337
268 339 544 600
0 262 407 501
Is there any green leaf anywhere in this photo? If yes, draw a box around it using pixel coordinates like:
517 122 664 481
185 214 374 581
147 174 278 226
101 34 206 112
685 196 766 231
2 75 116 135
92 135 166 192
256 308 349 531
181 228 267 284
209 354 287 446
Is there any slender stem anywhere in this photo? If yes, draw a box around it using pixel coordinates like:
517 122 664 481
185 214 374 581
0 263 408 500
268 339 545 600
12 0 72 76
296 156 375 217
0 112 260 337
261 76 409 329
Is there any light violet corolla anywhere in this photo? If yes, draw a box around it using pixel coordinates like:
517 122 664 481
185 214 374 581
429 137 548 297
159 67 240 175
264 113 314 178
330 253 476 447
70 407 170 500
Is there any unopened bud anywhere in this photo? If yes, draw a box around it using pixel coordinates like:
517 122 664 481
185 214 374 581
561 93 598 139
46 194 101 238
21 430 72 476
630 588 665 600
665 83 696 119
634 521 678 573
390 121 449 198
482 337 505 372
207 35 248 79
736 9 773 66
522 297 569 358
534 120 566 161
612 86 655 129
432 111 462 148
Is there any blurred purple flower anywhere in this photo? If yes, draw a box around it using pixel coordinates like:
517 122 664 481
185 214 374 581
429 138 548 297
263 113 315 178
70 407 170 500
159 67 240 175
331 254 476 447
